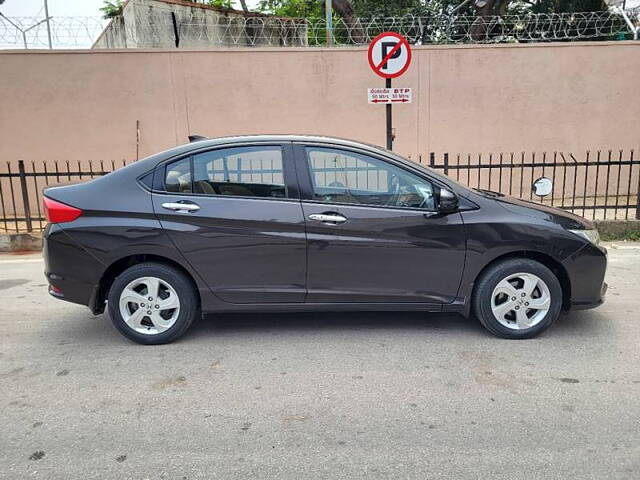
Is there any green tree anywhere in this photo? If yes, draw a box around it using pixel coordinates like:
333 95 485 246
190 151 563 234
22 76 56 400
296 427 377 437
351 0 427 17
206 0 234 9
259 0 431 17
459 0 607 17
459 0 609 40
100 0 124 19
529 0 609 13
258 0 609 18
258 0 322 17
258 0 611 43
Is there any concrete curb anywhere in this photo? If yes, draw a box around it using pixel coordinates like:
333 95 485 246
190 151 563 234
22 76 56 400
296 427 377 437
0 233 43 252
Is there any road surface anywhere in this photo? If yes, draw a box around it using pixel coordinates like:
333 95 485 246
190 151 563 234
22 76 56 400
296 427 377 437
1 244 639 479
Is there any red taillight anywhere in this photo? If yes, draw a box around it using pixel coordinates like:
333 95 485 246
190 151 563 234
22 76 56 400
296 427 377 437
43 197 83 224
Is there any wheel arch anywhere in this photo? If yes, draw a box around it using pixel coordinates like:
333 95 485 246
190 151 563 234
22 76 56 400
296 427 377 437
92 254 201 315
472 250 571 310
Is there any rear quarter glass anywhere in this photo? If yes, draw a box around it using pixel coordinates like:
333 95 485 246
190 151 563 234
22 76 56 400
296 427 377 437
138 171 154 189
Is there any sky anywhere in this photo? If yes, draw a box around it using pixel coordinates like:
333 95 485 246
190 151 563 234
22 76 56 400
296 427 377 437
1 0 106 17
0 0 259 17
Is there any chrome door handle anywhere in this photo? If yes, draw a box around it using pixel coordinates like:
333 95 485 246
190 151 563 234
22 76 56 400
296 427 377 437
161 202 200 212
308 213 347 224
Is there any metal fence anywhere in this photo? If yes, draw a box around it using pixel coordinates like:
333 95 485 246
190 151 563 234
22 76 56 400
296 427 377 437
1 151 639 233
418 150 640 222
0 159 130 233
1 8 638 49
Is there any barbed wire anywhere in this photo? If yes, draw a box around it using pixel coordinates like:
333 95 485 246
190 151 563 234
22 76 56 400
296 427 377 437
0 16 108 49
1 8 638 50
316 9 640 45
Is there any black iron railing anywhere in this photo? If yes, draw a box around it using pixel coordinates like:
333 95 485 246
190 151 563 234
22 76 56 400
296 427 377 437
420 150 640 222
1 151 638 233
0 159 129 233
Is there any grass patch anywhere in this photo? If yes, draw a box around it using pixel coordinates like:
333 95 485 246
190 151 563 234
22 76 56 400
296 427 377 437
600 231 640 242
596 220 640 242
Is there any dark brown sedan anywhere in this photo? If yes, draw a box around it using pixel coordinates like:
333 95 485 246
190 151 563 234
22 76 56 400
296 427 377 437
43 136 606 344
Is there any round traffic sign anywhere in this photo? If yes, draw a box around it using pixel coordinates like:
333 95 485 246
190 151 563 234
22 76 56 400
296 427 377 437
367 32 412 79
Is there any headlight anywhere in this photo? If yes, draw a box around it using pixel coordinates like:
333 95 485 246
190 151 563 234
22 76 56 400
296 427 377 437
568 229 600 246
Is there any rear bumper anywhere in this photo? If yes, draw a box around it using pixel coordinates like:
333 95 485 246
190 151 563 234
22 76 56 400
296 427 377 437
563 243 607 311
43 224 104 311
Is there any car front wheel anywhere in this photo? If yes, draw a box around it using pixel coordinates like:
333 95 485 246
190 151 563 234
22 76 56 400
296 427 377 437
472 258 562 339
107 262 199 345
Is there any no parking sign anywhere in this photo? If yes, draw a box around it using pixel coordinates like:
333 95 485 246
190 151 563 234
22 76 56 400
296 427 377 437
367 32 412 150
367 32 412 79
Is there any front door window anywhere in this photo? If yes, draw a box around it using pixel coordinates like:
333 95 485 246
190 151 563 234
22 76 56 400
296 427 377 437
305 147 436 210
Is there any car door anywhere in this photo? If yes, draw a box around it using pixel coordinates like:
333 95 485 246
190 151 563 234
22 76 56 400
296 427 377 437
152 142 306 304
294 143 466 305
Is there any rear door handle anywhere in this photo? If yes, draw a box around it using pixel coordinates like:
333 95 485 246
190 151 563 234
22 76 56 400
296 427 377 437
308 213 347 224
161 201 200 212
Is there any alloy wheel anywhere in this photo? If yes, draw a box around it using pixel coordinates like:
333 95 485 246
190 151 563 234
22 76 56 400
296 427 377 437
490 272 551 330
118 276 180 335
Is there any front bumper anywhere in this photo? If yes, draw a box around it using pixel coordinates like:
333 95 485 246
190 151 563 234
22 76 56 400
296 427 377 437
571 281 607 310
564 243 608 310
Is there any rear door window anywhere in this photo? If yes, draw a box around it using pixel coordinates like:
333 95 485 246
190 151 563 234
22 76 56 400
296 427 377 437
165 158 192 193
193 146 286 198
163 146 287 198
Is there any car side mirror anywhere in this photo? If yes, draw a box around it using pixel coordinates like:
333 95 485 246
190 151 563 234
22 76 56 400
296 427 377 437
438 187 459 213
532 177 553 197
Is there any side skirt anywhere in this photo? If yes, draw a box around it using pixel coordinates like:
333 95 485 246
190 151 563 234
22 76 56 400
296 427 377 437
201 302 444 314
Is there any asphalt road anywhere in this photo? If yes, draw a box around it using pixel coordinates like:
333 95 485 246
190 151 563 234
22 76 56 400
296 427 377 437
1 244 639 479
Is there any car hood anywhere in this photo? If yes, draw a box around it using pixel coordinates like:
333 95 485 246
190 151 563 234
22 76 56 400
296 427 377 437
494 195 593 230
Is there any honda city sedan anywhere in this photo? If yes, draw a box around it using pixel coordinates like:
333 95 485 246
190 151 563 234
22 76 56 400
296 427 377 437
43 135 607 344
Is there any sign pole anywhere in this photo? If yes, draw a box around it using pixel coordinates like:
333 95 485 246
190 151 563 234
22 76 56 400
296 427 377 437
367 32 411 152
325 0 333 46
386 78 392 150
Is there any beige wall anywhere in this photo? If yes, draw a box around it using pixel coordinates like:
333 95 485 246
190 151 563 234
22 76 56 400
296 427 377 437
0 42 638 167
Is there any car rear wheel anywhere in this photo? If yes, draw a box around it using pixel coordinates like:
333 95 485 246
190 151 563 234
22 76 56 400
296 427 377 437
107 262 199 345
472 258 562 339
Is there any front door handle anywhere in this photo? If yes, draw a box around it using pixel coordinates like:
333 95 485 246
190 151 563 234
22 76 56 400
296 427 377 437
308 213 347 224
161 201 200 212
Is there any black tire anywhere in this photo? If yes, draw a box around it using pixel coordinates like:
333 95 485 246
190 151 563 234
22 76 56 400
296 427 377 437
107 262 199 345
472 258 562 339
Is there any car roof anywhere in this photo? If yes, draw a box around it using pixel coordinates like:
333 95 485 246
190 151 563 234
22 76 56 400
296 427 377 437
126 134 402 173
181 134 389 152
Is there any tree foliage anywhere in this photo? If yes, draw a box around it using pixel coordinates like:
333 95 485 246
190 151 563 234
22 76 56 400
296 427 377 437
258 0 323 18
257 0 610 18
100 0 124 19
529 0 609 13
206 0 235 9
351 0 427 17
451 0 608 17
